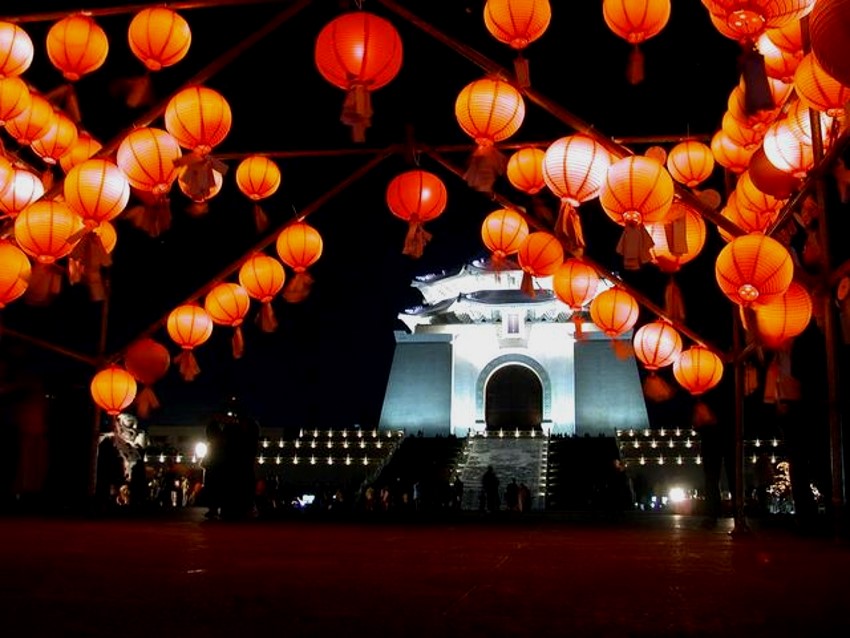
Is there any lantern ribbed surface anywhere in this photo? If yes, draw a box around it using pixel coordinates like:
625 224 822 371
552 258 600 310
30 111 79 165
455 77 525 146
785 100 831 146
633 321 683 370
64 159 131 226
727 83 778 131
125 338 171 385
5 93 56 146
167 304 214 349
715 232 793 306
666 140 715 188
734 170 784 226
603 0 671 44
315 12 403 91
128 7 191 72
94 221 117 254
164 86 232 156
757 31 801 82
0 76 31 125
60 132 102 173
13 200 82 264
517 231 564 277
276 221 323 273
46 14 109 81
239 253 285 303
542 134 612 206
748 146 802 199
386 170 448 223
506 147 546 194
702 0 814 40
765 17 803 52
116 127 182 195
793 52 850 118
484 0 552 49
236 155 281 201
809 0 850 88
749 280 812 348
762 119 814 178
721 111 765 150
599 155 674 225
711 130 755 174
204 282 251 327
646 202 707 272
0 168 44 217
590 287 639 337
90 366 137 416
481 208 529 260
0 22 34 77
0 240 31 308
673 346 724 395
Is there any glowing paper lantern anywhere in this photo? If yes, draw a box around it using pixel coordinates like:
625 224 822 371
809 0 850 89
239 253 285 332
204 282 251 359
785 99 832 146
116 127 182 195
646 201 707 273
124 337 171 418
673 346 724 395
734 170 784 230
516 230 564 296
757 31 801 82
721 111 765 151
552 258 600 337
276 220 323 303
30 111 78 165
90 366 137 416
600 155 674 226
711 129 756 174
793 52 850 118
64 159 131 227
481 208 529 269
747 280 812 348
603 0 671 84
701 0 814 42
13 200 82 264
506 147 546 195
5 93 57 146
0 76 31 125
762 118 814 179
715 232 793 306
483 0 551 86
666 140 715 188
315 11 403 142
167 303 213 381
748 146 802 199
93 221 117 255
0 22 34 77
164 86 231 156
589 287 639 337
0 240 31 308
633 320 683 370
0 168 44 218
59 131 102 173
46 14 109 81
128 7 191 71
386 169 448 259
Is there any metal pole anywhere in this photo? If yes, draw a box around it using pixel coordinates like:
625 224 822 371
730 310 750 535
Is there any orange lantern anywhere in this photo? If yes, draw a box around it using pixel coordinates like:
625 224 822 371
701 0 813 43
30 111 78 166
747 280 812 349
455 77 525 192
721 111 765 151
46 14 109 81
715 232 793 306
603 0 671 84
481 208 529 270
386 169 448 259
167 303 213 381
0 155 11 191
552 258 600 338
124 337 171 418
748 146 802 199
506 147 546 195
727 82 779 131
589 287 640 338
204 282 251 359
0 168 44 218
516 230 564 296
0 76 31 125
711 129 755 174
90 366 137 416
793 52 850 118
5 93 57 146
315 11 403 142
734 170 784 230
785 99 832 147
483 0 552 86
128 7 191 72
666 140 716 188
762 118 814 179
633 320 683 370
0 239 31 308
59 130 102 173
765 16 803 53
164 86 231 157
116 127 182 195
13 200 82 264
600 155 674 226
646 201 707 273
236 155 281 231
239 253 285 332
93 221 117 255
673 345 724 395
64 159 131 228
276 220 323 303
809 0 850 89
756 31 801 82
0 22 34 77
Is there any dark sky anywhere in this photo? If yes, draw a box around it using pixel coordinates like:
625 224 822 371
1 0 791 431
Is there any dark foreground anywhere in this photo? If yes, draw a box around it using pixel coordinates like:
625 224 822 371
1 509 849 638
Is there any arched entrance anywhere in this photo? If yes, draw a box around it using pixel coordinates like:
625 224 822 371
485 365 543 431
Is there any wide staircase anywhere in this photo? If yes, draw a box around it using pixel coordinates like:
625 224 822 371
545 435 630 512
456 432 549 511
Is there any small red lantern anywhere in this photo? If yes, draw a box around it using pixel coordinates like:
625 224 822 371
506 147 546 195
715 232 794 306
116 127 182 195
30 110 79 166
5 93 57 146
762 118 814 179
0 76 31 125
128 7 192 72
603 0 671 84
673 346 724 395
0 21 34 77
481 208 529 270
236 155 281 231
276 221 323 303
590 287 639 337
239 253 285 332
0 168 44 218
600 155 674 226
516 231 564 296
552 258 600 338
711 129 755 174
204 282 251 359
46 14 109 81
386 169 448 259
164 86 232 157
633 320 683 371
747 280 812 349
484 0 552 86
124 338 171 418
90 366 137 416
13 200 82 264
64 159 131 228
167 303 213 381
0 239 31 308
793 52 850 118
666 140 716 188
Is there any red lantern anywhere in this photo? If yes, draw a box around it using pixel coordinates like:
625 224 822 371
0 168 44 218
762 119 814 179
164 86 231 157
46 14 109 81
481 208 529 269
128 7 191 72
552 258 600 338
276 220 323 303
711 129 755 174
600 155 674 226
666 140 716 188
809 0 850 89
0 21 34 77
0 239 31 308
748 146 802 199
603 0 671 84
386 169 448 259
484 0 551 86
715 232 794 306
59 130 102 173
589 287 640 337
315 11 403 142
633 320 683 371
167 303 213 381
124 338 171 418
5 93 57 146
90 366 137 416
13 200 82 264
747 280 812 348
30 111 78 166
516 231 564 296
239 253 285 332
734 170 784 230
757 31 801 82
793 52 850 118
701 0 813 43
0 76 31 125
646 201 707 273
673 346 724 395
204 282 251 359
64 159 130 228
506 147 546 195
116 127 182 195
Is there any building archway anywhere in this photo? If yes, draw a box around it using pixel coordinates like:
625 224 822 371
484 364 543 430
475 354 552 433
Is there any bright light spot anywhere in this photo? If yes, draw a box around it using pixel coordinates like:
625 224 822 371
668 487 687 503
195 442 208 459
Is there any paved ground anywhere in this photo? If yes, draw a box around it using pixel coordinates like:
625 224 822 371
1 509 849 637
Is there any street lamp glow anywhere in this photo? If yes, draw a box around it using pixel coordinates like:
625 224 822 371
668 487 686 503
195 442 208 459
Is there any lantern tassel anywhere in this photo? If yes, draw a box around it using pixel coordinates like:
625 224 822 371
464 145 507 193
402 221 432 259
253 203 269 233
643 371 675 402
611 338 634 360
520 271 536 297
68 232 112 302
124 194 172 237
41 166 54 192
257 301 278 333
740 44 774 115
555 202 585 256
232 326 245 359
626 44 645 85
692 399 717 428
119 73 155 109
24 262 63 305
572 312 585 340
664 277 686 324
174 349 201 382
616 224 655 270
341 84 372 143
514 52 531 88
283 271 314 304
135 385 160 419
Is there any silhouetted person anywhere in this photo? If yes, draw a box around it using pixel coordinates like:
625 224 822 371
695 379 735 528
505 478 519 512
202 419 225 519
482 465 500 513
